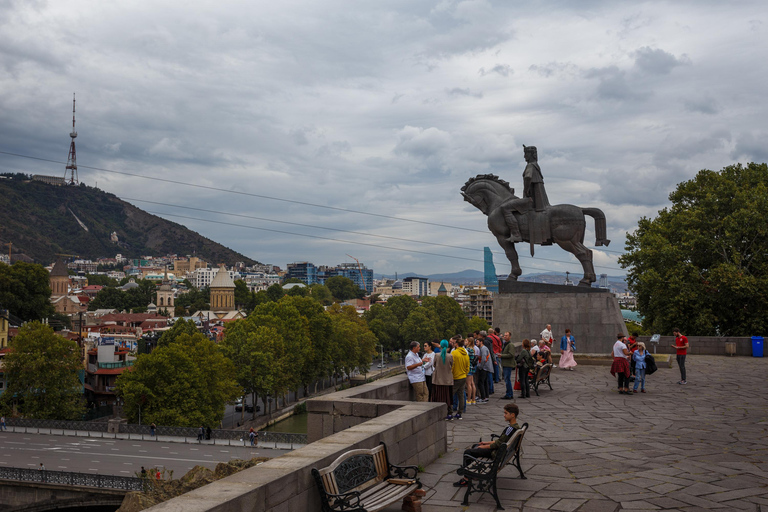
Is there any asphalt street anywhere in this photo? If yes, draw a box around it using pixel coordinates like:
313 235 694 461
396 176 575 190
0 432 289 477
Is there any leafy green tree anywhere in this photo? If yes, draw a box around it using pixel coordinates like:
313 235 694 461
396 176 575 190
86 274 118 287
265 283 285 302
174 286 210 316
620 163 768 336
468 316 490 333
400 308 440 345
49 312 72 330
364 304 400 351
0 262 55 321
325 276 365 301
158 318 199 347
88 287 125 311
220 322 283 421
421 295 469 339
327 303 377 378
385 295 418 324
279 296 332 394
116 333 239 427
0 322 84 419
287 285 310 297
309 284 334 306
234 280 256 312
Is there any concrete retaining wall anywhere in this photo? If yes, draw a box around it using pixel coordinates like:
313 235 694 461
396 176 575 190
145 375 446 512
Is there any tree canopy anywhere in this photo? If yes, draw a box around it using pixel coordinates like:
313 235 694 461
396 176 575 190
325 276 365 301
0 322 84 419
88 279 157 312
116 332 239 427
0 262 54 322
619 163 768 336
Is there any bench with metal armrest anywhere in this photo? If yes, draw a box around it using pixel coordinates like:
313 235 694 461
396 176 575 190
312 442 421 512
529 363 553 396
457 423 528 510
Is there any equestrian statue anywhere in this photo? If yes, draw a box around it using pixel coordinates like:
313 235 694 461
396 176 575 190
461 145 610 287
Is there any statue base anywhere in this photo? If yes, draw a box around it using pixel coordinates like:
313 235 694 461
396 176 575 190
494 281 627 354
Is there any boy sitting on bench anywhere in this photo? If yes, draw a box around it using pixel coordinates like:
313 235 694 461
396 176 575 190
454 403 520 487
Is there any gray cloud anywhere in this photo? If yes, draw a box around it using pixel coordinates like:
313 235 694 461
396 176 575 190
633 46 690 75
731 132 768 163
479 64 513 77
1 0 767 277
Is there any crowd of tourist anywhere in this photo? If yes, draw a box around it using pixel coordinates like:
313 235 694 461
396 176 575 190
405 326 579 418
407 325 689 411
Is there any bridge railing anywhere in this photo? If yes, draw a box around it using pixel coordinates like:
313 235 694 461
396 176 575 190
0 466 144 491
5 418 308 448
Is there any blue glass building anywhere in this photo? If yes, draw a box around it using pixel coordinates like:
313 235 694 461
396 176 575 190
484 247 498 293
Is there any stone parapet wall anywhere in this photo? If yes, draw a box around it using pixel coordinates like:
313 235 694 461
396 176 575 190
144 375 447 512
636 336 758 357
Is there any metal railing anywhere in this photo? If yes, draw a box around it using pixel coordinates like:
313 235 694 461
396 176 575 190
0 466 144 491
5 418 308 448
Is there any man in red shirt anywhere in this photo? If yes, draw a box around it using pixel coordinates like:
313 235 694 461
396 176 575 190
671 328 689 384
488 328 503 384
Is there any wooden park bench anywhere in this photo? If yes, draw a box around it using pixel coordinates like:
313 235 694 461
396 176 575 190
312 442 421 512
457 423 528 510
529 363 553 396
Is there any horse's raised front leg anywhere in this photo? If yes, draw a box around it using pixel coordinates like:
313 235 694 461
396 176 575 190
556 240 596 287
496 236 522 281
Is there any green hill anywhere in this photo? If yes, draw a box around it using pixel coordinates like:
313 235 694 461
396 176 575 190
0 174 258 266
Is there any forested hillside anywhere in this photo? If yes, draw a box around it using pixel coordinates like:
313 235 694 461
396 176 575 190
0 175 257 265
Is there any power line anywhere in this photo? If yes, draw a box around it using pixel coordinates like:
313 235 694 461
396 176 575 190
0 149 628 254
0 150 484 233
145 209 625 272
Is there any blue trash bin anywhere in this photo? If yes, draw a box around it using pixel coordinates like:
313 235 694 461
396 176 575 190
752 336 764 358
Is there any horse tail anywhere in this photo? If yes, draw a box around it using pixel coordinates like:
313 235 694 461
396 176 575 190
581 208 611 246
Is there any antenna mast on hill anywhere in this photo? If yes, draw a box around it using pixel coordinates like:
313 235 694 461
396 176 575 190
65 93 79 185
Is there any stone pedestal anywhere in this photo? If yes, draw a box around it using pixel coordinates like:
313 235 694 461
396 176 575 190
494 281 627 354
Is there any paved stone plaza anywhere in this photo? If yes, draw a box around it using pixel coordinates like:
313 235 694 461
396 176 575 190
385 356 768 511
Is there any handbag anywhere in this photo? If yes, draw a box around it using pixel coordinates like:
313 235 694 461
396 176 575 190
514 369 521 390
645 354 657 375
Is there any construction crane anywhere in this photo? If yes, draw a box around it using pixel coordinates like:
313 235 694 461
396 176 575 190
345 254 367 295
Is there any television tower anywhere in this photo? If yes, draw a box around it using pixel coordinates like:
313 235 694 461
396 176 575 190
65 93 78 185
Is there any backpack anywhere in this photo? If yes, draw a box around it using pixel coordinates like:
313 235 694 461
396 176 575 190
645 354 657 375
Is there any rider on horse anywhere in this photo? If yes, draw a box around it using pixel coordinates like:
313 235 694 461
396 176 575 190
501 145 550 243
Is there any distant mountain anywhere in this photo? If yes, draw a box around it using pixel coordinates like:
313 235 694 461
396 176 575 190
375 268 627 292
375 269 484 284
0 175 258 266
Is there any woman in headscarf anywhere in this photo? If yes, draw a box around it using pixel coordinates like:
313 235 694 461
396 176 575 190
430 339 454 420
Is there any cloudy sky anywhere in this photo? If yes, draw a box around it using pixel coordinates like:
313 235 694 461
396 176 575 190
1 1 765 279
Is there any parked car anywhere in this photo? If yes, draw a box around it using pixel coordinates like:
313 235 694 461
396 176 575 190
235 403 259 413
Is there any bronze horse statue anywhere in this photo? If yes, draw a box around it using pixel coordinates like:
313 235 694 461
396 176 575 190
461 174 610 287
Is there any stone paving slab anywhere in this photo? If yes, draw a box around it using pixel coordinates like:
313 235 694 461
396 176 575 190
381 356 767 511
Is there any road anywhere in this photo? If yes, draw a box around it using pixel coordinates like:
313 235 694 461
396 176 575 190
0 432 289 477
220 360 400 428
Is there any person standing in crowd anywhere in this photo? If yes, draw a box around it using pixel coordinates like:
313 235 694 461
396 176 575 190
431 340 454 419
422 342 435 400
540 324 553 348
450 335 469 420
626 334 638 380
499 331 516 399
610 334 632 395
516 339 535 398
476 338 491 403
488 328 503 384
632 342 648 393
559 329 577 370
671 328 689 384
197 425 204 441
405 341 428 402
465 337 477 405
